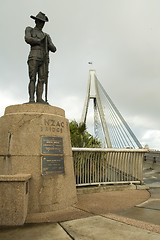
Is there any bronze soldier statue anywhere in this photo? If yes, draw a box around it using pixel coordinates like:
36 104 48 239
25 12 56 104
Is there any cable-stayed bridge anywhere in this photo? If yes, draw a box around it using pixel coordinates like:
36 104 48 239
81 70 142 149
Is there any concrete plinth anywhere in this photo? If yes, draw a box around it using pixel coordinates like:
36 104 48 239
0 104 77 219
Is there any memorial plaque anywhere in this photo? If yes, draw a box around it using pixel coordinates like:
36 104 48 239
41 136 64 175
42 136 63 155
41 156 64 175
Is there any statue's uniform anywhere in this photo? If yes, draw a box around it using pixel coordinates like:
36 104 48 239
25 26 56 102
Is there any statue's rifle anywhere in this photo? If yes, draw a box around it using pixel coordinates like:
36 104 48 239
44 35 48 103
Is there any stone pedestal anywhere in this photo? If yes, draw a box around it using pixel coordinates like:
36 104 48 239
0 104 77 217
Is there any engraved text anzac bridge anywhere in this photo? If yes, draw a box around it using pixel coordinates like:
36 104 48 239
81 70 142 149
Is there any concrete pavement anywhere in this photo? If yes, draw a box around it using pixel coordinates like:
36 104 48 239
115 188 160 225
61 215 160 240
1 216 160 240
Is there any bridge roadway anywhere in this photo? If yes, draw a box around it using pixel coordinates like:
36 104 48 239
0 157 160 239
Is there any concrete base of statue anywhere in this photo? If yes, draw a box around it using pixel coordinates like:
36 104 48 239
0 104 77 226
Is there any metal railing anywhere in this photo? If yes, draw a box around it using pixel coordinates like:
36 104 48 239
72 148 147 186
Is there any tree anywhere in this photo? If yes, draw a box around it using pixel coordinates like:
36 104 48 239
69 120 102 148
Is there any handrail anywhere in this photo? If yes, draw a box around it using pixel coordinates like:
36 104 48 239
72 148 148 152
72 148 148 186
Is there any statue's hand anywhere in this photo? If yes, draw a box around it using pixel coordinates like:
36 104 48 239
40 35 46 42
36 39 41 45
35 36 46 45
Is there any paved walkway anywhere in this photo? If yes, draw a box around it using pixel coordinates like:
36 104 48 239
0 185 160 240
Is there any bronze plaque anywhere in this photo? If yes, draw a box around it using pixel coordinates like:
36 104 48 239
41 155 64 175
42 136 63 155
41 136 64 175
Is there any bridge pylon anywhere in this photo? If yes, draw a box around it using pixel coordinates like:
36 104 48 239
81 70 142 149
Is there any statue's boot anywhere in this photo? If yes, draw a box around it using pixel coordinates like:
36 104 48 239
36 82 46 104
28 81 35 103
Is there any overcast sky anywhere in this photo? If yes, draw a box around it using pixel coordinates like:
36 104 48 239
1 0 160 149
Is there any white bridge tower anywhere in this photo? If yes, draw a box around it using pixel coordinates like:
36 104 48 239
81 70 142 149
